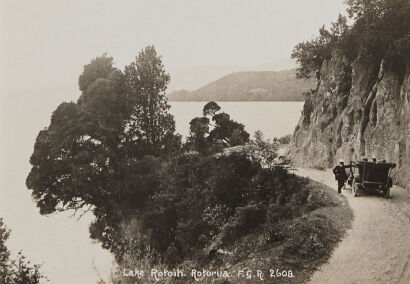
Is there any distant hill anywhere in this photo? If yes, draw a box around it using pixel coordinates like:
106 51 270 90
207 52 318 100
167 70 315 101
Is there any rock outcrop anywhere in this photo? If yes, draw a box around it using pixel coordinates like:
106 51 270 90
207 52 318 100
290 52 409 189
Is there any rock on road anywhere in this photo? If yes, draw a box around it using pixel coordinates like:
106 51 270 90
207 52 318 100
297 168 410 284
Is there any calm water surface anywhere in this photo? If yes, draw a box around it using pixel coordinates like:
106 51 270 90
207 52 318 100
169 101 303 139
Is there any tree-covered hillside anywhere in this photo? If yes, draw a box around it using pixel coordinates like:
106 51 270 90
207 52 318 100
168 70 315 101
292 0 410 80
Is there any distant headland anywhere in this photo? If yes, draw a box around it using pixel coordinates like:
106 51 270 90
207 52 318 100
167 69 315 101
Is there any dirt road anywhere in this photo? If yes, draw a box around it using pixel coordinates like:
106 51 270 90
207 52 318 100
297 168 410 284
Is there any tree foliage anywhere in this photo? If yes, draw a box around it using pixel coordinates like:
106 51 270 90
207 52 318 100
187 116 210 153
26 46 180 256
115 152 305 266
186 101 250 154
292 14 353 79
245 130 279 168
292 0 410 79
124 46 179 156
0 218 46 284
202 101 221 117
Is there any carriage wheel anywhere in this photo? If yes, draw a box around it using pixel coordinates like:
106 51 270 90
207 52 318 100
352 181 358 197
384 187 390 199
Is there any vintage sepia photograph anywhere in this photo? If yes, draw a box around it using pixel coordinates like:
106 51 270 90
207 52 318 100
0 0 409 283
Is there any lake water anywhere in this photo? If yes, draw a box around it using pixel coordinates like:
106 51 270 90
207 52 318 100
0 99 303 284
169 101 304 140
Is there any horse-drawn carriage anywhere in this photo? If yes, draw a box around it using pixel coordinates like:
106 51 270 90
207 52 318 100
348 161 396 198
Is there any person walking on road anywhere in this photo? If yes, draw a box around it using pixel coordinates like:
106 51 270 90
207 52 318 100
333 159 348 194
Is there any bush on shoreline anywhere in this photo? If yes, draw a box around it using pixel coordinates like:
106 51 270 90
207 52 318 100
0 218 47 284
25 45 353 284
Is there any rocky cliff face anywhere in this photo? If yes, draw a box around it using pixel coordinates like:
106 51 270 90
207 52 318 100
290 52 409 189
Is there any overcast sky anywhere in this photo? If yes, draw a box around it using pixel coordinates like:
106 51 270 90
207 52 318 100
1 0 347 92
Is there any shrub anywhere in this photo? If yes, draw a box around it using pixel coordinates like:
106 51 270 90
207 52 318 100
219 203 267 245
277 134 292 145
245 130 279 168
283 213 339 260
202 205 233 236
112 150 313 267
0 218 47 284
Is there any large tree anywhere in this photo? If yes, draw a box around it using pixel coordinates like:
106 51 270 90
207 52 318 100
27 54 128 215
124 46 179 156
26 47 180 256
186 102 249 153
